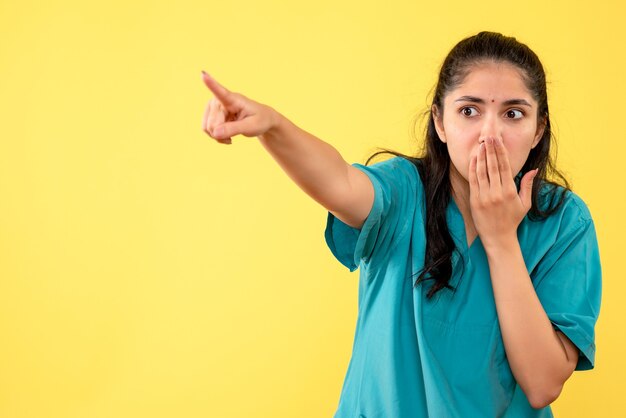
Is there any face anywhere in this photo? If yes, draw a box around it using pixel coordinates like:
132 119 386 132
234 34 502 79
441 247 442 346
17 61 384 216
432 61 546 187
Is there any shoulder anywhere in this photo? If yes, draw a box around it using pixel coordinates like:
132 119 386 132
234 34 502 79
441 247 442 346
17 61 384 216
350 156 425 217
357 155 418 171
536 181 594 225
354 155 423 189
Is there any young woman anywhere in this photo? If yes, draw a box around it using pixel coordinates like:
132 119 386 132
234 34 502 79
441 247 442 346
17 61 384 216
201 31 602 418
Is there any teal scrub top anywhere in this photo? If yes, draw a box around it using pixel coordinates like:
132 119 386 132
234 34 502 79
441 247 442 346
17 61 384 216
324 156 602 418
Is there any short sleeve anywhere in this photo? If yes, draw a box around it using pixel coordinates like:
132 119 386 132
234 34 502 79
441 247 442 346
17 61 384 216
324 156 419 272
532 200 602 371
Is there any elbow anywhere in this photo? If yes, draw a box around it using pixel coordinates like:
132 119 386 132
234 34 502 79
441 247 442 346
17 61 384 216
525 357 571 409
528 394 552 410
528 383 564 409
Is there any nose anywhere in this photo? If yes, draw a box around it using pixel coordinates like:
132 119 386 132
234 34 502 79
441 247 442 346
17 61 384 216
479 113 503 144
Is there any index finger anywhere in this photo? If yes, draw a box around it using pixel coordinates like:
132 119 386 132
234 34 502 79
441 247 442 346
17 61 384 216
202 71 234 105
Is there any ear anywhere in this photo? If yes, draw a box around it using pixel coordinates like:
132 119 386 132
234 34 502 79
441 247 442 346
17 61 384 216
432 105 447 143
531 115 547 149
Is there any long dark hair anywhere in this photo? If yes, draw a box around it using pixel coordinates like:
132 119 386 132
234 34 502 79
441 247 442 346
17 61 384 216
364 31 571 300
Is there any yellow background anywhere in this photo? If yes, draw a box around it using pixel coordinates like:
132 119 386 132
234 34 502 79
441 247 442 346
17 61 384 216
1 0 623 416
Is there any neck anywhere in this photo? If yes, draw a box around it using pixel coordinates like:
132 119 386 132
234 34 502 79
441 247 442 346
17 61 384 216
449 165 471 214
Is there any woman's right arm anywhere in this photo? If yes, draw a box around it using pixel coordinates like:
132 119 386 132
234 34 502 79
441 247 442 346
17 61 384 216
201 71 373 230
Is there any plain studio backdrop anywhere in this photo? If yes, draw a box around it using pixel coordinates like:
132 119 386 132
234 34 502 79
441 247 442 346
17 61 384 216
0 0 623 417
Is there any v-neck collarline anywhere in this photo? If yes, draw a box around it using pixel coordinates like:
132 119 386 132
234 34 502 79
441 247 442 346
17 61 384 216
448 197 481 254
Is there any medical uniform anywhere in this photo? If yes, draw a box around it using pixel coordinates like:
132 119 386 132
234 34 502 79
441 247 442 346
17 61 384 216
324 156 602 418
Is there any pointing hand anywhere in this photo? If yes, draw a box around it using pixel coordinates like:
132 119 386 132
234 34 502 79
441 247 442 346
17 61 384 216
201 71 277 145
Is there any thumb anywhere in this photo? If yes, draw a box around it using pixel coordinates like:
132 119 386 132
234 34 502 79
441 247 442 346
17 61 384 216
213 117 256 140
519 168 538 209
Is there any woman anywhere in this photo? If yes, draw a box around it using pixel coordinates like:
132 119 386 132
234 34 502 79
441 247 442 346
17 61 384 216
201 31 602 418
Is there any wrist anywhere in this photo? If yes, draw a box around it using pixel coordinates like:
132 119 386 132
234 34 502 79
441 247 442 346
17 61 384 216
260 107 287 142
482 233 519 257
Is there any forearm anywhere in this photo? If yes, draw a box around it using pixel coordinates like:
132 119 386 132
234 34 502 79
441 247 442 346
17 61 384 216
258 109 351 211
484 237 569 408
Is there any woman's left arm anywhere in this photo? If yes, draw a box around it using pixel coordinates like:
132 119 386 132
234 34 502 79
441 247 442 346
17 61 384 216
469 136 580 409
484 237 579 409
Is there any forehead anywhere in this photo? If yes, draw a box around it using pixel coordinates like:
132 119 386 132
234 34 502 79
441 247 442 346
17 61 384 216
446 62 534 104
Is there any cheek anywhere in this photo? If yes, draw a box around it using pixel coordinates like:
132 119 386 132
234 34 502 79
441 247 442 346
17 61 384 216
502 143 532 175
447 143 475 180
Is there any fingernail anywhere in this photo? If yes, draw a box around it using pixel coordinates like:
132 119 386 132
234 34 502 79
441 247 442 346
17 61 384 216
215 126 224 137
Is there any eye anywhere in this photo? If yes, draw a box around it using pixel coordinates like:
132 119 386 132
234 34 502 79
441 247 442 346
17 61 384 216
505 109 524 119
460 106 478 117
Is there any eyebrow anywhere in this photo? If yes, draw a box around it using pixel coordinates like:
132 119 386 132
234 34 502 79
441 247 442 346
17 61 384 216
454 95 533 107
